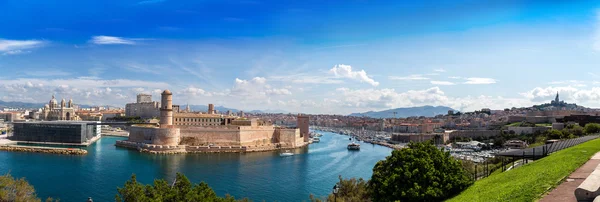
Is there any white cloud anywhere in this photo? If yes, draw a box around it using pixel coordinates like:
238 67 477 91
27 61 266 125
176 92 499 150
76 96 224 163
0 39 45 54
430 81 455 85
389 74 430 80
90 36 138 45
329 64 379 86
266 88 292 95
449 76 462 79
230 77 291 99
519 85 600 104
180 86 212 97
434 68 446 72
464 77 496 84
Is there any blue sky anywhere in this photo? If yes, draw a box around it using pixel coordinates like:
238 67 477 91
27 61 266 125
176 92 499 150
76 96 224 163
2 0 600 114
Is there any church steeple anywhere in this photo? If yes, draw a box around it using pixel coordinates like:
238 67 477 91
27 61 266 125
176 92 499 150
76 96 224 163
555 91 560 103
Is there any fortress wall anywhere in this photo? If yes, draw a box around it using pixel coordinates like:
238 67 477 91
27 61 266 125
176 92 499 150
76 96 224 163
153 128 180 146
128 126 180 146
128 126 156 144
179 127 241 146
239 126 276 146
278 129 302 147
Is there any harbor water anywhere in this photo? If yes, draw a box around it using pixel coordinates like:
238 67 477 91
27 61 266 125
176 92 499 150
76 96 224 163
0 131 392 201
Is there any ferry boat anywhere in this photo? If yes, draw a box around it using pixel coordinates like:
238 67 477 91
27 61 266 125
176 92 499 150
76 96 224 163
312 137 321 143
347 142 360 150
280 150 294 157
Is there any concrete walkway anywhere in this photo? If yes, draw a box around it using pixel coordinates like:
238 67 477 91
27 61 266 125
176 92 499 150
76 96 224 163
540 152 600 202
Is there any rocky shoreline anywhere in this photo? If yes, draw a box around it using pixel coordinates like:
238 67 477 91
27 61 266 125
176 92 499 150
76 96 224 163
0 146 87 155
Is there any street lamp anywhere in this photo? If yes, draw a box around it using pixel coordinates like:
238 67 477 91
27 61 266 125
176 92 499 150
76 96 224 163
332 184 339 202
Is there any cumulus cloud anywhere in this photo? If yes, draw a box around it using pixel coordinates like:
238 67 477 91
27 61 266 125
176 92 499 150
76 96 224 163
430 81 455 85
89 36 145 45
389 75 430 80
180 86 212 97
0 38 45 55
329 64 379 86
464 77 496 84
230 77 291 99
519 85 600 104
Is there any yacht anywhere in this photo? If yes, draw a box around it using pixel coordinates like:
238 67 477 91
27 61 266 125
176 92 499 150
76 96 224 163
280 150 294 157
312 137 321 143
347 142 360 150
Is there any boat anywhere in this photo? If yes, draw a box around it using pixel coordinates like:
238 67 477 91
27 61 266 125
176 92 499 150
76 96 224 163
347 142 360 150
312 137 320 143
280 150 294 157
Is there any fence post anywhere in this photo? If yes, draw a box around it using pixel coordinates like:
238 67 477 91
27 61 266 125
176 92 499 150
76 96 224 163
523 151 526 164
475 163 478 180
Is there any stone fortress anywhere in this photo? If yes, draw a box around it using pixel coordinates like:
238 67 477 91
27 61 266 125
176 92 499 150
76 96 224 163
116 90 310 153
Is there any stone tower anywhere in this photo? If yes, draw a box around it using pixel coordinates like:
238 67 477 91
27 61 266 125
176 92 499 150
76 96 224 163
297 114 310 142
208 104 214 114
160 89 173 127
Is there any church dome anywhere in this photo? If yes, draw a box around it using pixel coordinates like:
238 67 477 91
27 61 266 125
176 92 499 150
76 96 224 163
50 95 57 105
162 89 172 95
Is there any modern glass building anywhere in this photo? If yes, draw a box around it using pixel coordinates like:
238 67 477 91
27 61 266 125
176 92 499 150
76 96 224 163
11 121 101 144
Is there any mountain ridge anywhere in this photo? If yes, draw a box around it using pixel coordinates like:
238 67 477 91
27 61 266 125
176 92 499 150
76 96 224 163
349 105 455 118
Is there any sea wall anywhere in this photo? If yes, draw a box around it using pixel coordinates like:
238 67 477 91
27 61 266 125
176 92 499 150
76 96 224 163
115 140 308 154
0 146 87 155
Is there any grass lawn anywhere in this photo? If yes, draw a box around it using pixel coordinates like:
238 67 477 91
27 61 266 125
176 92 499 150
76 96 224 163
448 138 600 202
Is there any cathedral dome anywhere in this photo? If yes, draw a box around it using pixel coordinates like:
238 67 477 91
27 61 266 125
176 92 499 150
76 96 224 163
50 95 57 105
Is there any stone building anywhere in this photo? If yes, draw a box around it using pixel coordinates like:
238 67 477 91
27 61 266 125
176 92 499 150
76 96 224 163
40 95 79 121
125 94 160 119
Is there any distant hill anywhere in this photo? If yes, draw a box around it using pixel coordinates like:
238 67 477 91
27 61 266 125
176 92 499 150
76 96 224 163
0 100 111 110
0 100 45 109
349 106 455 118
187 105 239 113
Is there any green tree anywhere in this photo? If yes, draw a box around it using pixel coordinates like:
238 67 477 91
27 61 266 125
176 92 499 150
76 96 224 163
309 176 370 202
584 123 600 134
0 173 58 202
116 173 248 202
369 141 473 202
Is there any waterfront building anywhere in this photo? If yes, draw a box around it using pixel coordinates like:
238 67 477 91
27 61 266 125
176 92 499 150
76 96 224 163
11 121 101 144
40 95 80 121
125 94 160 119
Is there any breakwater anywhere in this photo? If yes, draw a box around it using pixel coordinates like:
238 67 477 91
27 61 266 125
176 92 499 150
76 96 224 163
0 145 87 155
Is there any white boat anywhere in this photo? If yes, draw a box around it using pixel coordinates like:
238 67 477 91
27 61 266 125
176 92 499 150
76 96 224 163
280 150 294 157
347 142 360 150
312 137 321 143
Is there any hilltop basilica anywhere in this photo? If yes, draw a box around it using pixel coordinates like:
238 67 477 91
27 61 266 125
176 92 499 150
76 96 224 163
41 95 80 121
